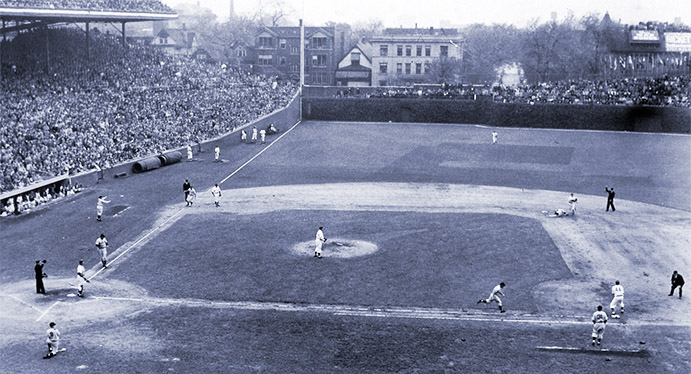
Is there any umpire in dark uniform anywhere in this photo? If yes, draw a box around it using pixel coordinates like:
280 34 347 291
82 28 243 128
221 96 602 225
183 179 191 201
669 271 684 298
35 260 46 294
605 186 616 212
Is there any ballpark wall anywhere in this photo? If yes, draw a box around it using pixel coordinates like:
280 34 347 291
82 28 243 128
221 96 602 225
301 98 691 133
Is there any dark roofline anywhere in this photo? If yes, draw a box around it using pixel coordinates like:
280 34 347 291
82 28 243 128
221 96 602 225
0 7 177 23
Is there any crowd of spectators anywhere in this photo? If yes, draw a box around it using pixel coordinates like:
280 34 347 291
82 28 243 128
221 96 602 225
628 21 691 33
0 0 174 14
1 27 298 193
1 182 83 217
334 75 690 107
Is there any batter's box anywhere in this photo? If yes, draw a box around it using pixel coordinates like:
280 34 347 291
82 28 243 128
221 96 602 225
107 205 130 217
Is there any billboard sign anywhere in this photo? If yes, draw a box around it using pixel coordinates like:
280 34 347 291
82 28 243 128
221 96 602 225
630 30 660 43
665 32 691 52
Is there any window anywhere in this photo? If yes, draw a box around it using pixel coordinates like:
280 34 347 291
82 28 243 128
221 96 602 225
425 45 431 56
280 57 287 65
415 63 422 74
380 44 388 56
351 52 361 65
258 55 273 66
396 63 403 74
312 55 327 67
280 39 286 49
379 62 388 74
424 62 430 73
405 63 411 74
290 64 299 72
312 72 326 84
258 37 273 48
290 46 298 55
405 45 412 56
236 48 246 57
416 45 422 56
379 80 387 86
397 45 403 56
312 37 327 49
440 45 448 57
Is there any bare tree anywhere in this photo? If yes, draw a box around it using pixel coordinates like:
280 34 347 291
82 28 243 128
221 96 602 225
460 23 521 84
351 19 384 43
255 0 295 27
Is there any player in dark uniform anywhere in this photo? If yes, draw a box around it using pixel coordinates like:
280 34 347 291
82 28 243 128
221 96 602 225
669 271 684 298
35 260 46 294
605 186 616 211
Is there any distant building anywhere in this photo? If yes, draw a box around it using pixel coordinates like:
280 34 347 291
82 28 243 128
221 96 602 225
335 44 372 86
369 27 464 86
252 26 336 85
149 28 198 57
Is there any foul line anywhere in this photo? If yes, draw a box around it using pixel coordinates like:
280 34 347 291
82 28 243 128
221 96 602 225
88 121 302 280
2 294 44 314
35 301 60 322
92 296 691 327
219 120 302 185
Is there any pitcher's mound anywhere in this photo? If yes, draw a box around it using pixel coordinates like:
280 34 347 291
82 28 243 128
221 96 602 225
291 238 378 258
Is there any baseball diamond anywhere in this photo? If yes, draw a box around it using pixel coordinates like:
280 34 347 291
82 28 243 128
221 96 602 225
1 119 690 373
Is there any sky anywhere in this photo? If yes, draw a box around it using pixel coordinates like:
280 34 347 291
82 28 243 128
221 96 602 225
162 0 689 28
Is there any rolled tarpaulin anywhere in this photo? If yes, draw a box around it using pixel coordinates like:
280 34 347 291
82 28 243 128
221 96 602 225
158 150 183 166
132 157 162 173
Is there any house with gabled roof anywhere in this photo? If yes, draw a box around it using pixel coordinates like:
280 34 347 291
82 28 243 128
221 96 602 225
335 43 373 86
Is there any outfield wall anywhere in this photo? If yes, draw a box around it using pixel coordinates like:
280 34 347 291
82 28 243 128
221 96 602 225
302 98 691 133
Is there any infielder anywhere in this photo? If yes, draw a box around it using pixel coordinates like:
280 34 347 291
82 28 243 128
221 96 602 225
477 282 506 312
214 146 220 162
96 195 111 222
610 280 624 317
186 187 197 206
241 129 247 143
251 126 258 143
77 260 89 297
211 184 222 207
591 305 608 346
44 322 60 358
314 227 326 258
492 131 498 144
568 193 577 215
95 233 109 268
260 129 266 144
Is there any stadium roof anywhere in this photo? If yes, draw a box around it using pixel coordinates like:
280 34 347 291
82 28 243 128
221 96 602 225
0 1 177 23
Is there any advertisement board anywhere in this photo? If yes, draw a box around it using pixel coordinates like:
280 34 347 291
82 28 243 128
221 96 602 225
665 32 691 52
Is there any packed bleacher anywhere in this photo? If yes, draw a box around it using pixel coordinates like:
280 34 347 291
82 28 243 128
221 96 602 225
0 0 174 13
0 27 298 194
337 75 691 107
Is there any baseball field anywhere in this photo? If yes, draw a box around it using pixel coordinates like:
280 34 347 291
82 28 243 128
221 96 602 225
1 119 690 373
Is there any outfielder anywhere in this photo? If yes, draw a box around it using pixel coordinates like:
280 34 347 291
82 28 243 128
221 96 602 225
251 126 258 143
492 131 498 144
44 322 60 358
211 184 222 207
568 193 577 215
260 129 266 144
314 227 326 258
610 280 624 317
214 146 220 162
96 195 111 222
241 129 247 143
477 282 506 312
591 305 608 346
95 233 108 268
76 260 89 297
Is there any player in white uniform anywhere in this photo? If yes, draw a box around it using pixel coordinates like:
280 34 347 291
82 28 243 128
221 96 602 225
211 184 222 207
44 322 60 358
187 144 193 161
568 193 577 215
610 280 624 317
95 233 109 268
77 260 89 297
591 305 608 346
477 282 506 312
214 146 220 162
314 227 326 258
251 126 258 143
96 195 111 222
492 131 498 144
186 187 197 206
260 129 266 144
241 129 247 143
